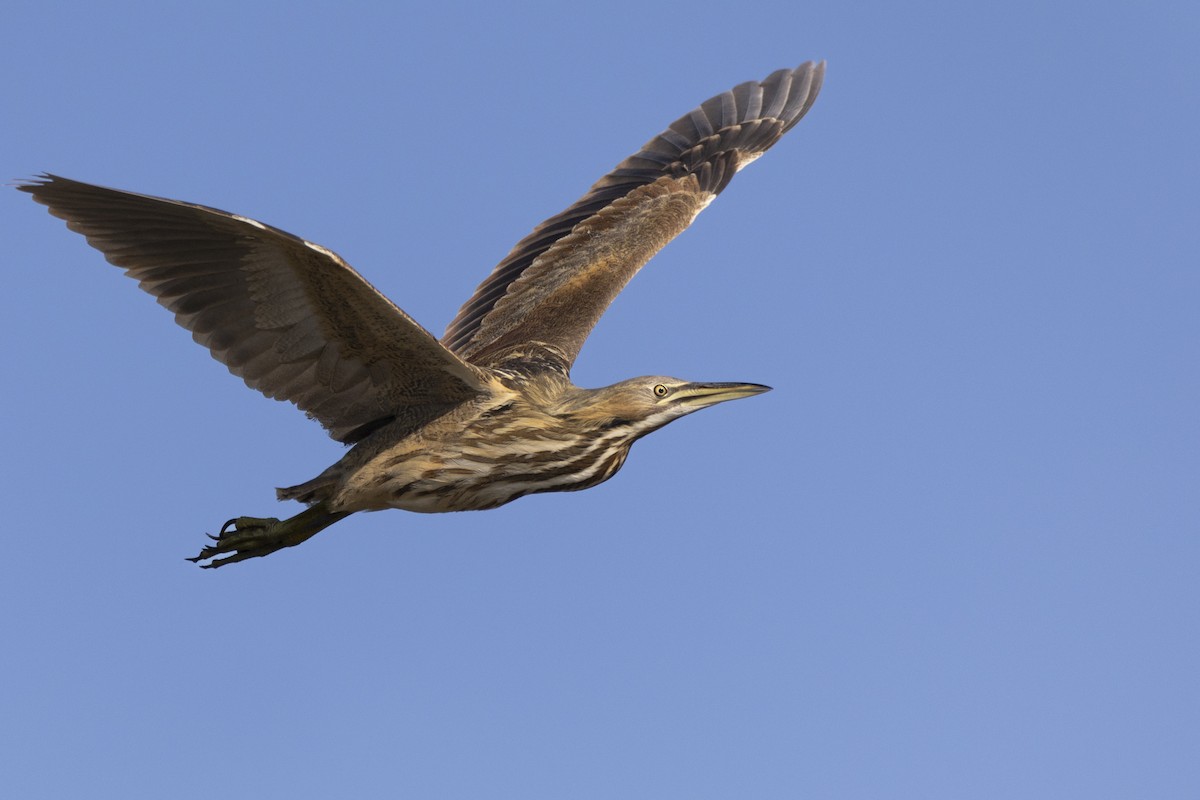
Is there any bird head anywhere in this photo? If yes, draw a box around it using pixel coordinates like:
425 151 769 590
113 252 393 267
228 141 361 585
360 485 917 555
561 377 772 438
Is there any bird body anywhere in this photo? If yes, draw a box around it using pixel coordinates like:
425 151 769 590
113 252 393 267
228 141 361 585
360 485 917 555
284 374 768 515
20 62 824 567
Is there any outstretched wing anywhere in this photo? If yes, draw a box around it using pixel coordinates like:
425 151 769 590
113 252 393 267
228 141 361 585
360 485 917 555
21 176 487 443
442 61 825 371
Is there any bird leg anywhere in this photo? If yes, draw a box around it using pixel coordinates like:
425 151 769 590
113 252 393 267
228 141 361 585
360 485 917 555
188 503 351 569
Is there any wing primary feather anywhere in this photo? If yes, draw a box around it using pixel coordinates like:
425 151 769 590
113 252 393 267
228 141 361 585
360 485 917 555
759 69 793 120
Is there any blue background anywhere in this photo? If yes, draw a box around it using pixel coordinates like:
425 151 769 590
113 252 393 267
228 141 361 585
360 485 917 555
4 1 1197 797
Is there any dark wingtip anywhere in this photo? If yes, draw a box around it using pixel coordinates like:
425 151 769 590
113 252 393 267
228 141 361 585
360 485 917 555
12 173 52 192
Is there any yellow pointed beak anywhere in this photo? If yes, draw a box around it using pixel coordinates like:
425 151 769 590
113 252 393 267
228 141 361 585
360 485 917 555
674 382 772 408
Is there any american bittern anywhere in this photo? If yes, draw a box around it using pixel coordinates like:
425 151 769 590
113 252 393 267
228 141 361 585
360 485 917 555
21 62 824 567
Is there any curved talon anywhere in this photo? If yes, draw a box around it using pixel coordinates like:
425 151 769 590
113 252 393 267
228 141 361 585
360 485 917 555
199 549 262 568
189 507 345 568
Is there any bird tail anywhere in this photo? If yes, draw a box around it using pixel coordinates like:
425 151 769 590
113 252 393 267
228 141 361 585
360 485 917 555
276 476 334 505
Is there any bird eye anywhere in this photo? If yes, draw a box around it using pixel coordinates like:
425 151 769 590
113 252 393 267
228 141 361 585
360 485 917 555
653 383 669 398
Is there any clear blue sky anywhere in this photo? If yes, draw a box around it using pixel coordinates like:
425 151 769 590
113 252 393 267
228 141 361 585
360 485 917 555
4 1 1197 797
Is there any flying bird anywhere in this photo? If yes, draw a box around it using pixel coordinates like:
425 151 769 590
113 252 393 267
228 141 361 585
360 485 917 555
21 62 825 567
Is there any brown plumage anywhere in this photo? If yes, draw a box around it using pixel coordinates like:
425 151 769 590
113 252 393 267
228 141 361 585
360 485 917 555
20 62 825 567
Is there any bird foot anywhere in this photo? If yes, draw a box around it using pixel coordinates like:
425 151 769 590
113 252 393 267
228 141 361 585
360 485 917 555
187 516 286 569
187 504 350 569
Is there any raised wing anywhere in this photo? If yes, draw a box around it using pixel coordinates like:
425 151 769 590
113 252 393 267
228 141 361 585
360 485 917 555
442 61 825 371
21 175 487 443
